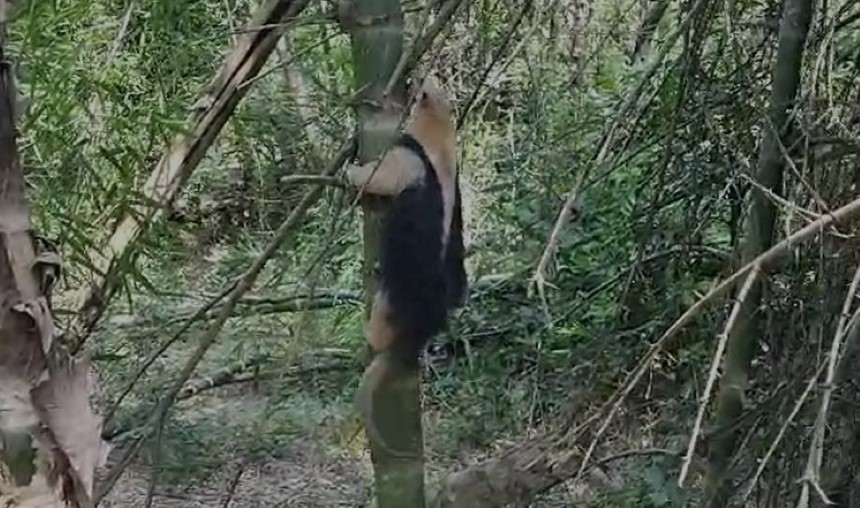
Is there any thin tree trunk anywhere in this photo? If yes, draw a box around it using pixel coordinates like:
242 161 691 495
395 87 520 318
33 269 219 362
559 0 592 84
344 1 426 506
705 0 814 504
631 0 669 64
0 4 107 505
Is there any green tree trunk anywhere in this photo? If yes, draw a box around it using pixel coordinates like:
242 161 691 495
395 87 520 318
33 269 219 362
705 0 814 504
345 1 426 506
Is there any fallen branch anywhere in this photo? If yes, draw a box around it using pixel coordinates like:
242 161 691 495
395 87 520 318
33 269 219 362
64 0 312 354
175 353 269 400
279 174 346 187
102 351 355 442
175 359 351 401
163 289 362 326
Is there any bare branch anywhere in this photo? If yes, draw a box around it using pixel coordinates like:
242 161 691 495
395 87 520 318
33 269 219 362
574 194 860 485
796 264 860 508
679 267 760 485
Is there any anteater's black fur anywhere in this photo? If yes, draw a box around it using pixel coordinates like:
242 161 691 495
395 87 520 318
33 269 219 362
378 134 467 366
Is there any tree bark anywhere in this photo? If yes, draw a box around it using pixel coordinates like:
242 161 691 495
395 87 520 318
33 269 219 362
705 0 814 504
344 0 426 506
0 4 107 505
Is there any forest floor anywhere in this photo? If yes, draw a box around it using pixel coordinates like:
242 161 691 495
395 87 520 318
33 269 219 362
102 439 372 507
100 377 377 507
93 294 594 507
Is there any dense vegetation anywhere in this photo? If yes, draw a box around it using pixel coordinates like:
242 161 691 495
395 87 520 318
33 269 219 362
1 0 859 506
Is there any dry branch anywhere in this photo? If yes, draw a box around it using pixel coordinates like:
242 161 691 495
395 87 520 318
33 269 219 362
165 289 362 325
742 359 826 504
64 0 312 354
280 174 347 188
103 351 354 442
176 353 269 400
174 354 352 401
796 265 860 508
678 267 760 485
433 195 860 507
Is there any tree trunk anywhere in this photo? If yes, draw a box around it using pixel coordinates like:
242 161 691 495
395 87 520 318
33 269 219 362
0 4 107 505
705 0 814 504
630 0 669 64
345 1 425 506
558 0 592 84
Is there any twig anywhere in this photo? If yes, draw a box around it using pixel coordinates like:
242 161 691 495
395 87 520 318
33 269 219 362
773 122 830 213
796 264 860 508
742 359 827 503
572 194 860 484
108 2 136 59
220 460 248 508
678 266 760 486
94 137 356 503
593 448 679 468
739 172 821 221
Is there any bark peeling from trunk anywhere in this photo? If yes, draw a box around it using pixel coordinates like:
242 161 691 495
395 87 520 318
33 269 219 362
0 5 108 506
